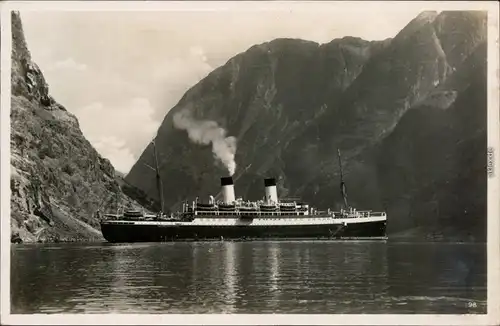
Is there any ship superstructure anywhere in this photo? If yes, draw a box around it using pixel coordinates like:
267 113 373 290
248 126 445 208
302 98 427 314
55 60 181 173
181 176 384 222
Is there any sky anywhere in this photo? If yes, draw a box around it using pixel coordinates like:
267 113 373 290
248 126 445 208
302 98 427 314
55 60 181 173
19 7 423 174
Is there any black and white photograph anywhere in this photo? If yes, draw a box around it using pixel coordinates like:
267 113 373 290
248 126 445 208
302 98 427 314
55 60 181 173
1 1 499 325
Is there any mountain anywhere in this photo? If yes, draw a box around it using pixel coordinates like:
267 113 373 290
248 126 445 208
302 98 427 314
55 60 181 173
125 10 487 242
10 12 146 243
377 40 487 241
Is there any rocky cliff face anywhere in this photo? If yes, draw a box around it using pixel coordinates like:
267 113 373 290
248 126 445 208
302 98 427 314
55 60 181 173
10 12 145 243
126 11 488 241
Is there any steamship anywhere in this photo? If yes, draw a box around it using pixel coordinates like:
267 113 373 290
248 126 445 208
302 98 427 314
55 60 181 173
99 143 387 243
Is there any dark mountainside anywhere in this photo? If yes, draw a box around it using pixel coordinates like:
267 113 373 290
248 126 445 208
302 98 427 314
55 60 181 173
126 11 488 242
10 12 146 243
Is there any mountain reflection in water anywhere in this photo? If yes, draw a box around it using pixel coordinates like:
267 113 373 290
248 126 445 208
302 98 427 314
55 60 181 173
11 241 486 314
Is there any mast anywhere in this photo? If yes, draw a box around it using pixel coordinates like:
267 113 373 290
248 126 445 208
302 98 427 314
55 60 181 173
152 139 165 215
116 191 120 215
337 149 349 209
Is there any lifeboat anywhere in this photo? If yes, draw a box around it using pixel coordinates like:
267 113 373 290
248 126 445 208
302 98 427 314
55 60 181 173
260 204 277 211
196 203 217 210
219 203 236 211
279 203 297 211
239 206 258 212
123 210 143 218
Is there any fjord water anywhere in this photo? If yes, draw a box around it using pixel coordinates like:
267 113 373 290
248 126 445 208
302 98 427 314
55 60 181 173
11 241 486 314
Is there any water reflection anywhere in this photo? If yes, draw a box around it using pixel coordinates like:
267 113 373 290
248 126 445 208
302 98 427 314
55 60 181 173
268 242 280 295
11 241 486 314
222 242 236 312
386 242 487 314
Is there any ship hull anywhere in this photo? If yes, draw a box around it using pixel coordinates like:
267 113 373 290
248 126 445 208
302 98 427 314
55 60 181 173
100 220 387 243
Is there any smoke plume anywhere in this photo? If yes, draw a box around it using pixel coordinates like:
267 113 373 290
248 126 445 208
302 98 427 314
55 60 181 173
173 109 237 176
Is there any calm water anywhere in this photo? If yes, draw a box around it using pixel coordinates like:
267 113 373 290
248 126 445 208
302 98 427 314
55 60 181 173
11 241 486 314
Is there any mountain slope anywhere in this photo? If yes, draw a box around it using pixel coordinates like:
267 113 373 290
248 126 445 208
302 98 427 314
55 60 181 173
10 12 145 243
377 41 487 240
127 36 388 207
126 11 488 241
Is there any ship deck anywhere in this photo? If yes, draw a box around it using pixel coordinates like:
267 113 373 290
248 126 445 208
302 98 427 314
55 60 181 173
101 214 386 226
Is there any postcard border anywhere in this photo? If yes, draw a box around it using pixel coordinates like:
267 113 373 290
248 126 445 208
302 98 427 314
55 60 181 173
1 1 499 325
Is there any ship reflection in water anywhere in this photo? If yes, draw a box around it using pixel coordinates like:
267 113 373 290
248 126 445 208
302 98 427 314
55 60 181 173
10 241 486 314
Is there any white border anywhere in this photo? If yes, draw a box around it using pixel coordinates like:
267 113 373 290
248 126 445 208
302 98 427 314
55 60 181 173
0 1 13 324
486 3 500 325
1 1 499 325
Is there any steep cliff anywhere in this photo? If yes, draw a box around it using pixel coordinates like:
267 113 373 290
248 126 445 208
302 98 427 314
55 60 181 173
126 11 488 241
378 41 487 240
10 12 145 243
